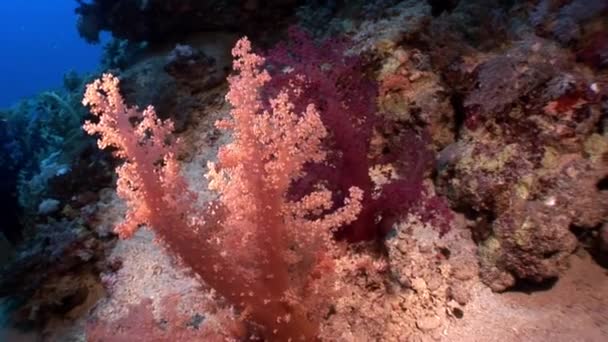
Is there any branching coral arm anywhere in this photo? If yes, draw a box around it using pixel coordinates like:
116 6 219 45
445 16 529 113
205 37 364 340
82 74 241 299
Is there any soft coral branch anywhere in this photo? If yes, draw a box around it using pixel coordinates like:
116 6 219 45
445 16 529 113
207 37 362 339
83 74 190 238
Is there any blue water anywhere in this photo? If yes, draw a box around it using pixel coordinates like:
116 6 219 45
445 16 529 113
0 0 106 108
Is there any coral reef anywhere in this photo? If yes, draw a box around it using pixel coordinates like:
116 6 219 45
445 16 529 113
3 1 608 341
0 71 114 337
427 2 608 291
0 218 111 328
0 76 97 226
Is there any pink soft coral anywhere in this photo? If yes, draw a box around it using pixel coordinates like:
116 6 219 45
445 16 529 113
83 74 192 239
83 37 363 341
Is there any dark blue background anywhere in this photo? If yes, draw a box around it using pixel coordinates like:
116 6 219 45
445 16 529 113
0 1 106 108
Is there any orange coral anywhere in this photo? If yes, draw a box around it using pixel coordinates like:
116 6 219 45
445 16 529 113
82 37 363 341
206 37 363 340
83 74 193 239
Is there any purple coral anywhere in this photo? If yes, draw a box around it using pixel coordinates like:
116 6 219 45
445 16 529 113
265 28 444 241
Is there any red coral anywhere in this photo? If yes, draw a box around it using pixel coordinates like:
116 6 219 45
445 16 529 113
416 195 454 237
543 90 587 116
265 28 440 241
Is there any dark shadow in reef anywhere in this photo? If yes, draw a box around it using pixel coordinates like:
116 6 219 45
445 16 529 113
450 92 467 140
507 277 559 294
0 168 23 245
427 0 460 17
571 225 608 270
590 248 608 269
0 119 24 245
597 175 608 191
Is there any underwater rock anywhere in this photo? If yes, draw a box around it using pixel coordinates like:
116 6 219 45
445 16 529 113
62 70 83 92
427 0 459 17
351 0 431 54
528 0 608 45
101 38 148 71
37 198 61 216
15 274 92 323
378 47 456 149
437 140 535 214
577 32 608 69
46 148 113 209
441 147 608 292
0 218 112 327
164 44 226 92
0 233 13 266
118 58 185 131
0 220 105 294
475 150 606 291
75 0 300 43
430 22 608 289
479 200 578 292
416 315 441 332
463 37 568 119
447 282 470 305
545 157 608 229
117 37 235 134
